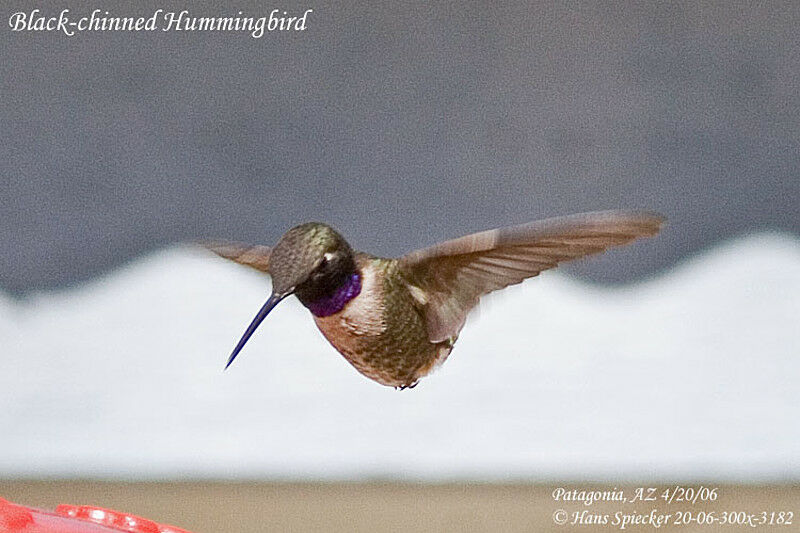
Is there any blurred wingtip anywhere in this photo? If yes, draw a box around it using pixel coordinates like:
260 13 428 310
599 209 667 237
195 239 272 273
196 239 237 254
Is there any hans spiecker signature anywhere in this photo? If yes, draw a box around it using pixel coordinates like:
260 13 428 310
550 487 795 529
8 9 313 38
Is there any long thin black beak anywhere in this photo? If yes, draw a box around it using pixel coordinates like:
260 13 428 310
225 292 287 370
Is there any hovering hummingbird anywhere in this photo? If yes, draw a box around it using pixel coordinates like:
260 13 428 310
204 210 663 389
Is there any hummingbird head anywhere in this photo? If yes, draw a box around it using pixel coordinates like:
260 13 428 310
224 222 358 369
269 222 356 298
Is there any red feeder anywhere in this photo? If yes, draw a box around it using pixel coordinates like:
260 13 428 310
0 497 192 533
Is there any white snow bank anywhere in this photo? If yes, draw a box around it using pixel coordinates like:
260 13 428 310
0 233 798 481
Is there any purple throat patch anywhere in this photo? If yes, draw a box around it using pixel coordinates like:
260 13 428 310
306 272 362 317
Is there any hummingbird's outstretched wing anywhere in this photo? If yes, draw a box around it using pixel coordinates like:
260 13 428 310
398 210 664 343
202 240 272 273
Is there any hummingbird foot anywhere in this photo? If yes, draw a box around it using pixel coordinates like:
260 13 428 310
395 380 419 391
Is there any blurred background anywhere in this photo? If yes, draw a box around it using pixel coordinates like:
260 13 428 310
1 1 798 531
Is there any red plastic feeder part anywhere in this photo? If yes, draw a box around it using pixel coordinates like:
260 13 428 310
0 497 192 533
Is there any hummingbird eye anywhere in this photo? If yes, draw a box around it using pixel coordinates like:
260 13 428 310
319 252 334 270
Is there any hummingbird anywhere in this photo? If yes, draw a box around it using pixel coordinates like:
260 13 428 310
204 210 663 389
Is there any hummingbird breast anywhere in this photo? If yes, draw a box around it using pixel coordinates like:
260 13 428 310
312 255 451 388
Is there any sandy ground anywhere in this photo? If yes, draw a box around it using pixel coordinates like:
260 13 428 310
0 482 797 532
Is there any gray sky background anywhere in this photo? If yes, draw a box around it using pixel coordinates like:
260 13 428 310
2 1 798 294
